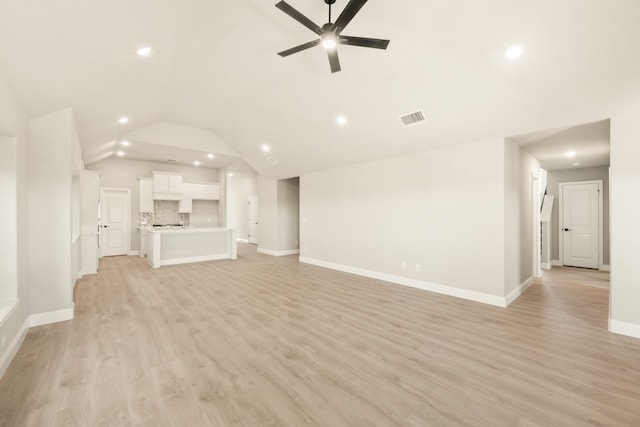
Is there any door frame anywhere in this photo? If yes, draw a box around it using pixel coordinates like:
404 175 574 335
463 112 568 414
99 187 131 258
248 195 258 245
531 172 542 278
558 180 604 270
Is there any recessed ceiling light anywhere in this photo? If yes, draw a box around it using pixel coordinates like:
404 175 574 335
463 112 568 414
118 117 129 124
120 140 130 146
337 116 347 126
261 144 270 153
116 151 125 157
228 173 234 177
505 44 523 60
565 150 577 158
207 153 215 159
136 46 152 57
572 162 581 167
194 161 200 166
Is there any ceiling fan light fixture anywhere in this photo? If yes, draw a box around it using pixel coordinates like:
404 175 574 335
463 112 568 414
322 33 337 49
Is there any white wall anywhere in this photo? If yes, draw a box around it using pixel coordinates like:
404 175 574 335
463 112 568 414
610 101 640 337
504 142 540 297
546 166 610 265
226 168 257 241
87 157 219 251
26 109 77 316
300 138 507 302
0 76 28 377
0 134 17 301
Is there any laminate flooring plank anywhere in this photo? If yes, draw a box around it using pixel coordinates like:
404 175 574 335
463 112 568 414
1 246 639 426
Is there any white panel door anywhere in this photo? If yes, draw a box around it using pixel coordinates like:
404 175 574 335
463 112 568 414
248 195 258 244
101 188 129 256
561 182 599 269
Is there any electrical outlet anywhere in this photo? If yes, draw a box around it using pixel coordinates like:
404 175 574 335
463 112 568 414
402 262 407 269
415 264 421 272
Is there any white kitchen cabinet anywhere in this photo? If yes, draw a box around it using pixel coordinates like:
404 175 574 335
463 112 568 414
138 177 154 212
179 197 192 213
182 182 219 200
153 171 183 200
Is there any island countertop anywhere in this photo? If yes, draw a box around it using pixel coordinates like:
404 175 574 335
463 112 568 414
145 226 231 234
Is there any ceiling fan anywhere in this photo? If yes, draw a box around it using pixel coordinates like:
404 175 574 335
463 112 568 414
276 0 390 73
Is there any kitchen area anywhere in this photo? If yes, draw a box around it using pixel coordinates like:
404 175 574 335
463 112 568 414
137 171 237 268
81 155 242 275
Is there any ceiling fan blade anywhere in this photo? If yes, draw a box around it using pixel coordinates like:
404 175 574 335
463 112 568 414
331 0 368 35
338 35 390 50
275 1 322 35
327 49 341 73
278 39 321 57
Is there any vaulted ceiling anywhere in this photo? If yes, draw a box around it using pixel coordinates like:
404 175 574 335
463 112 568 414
0 0 639 178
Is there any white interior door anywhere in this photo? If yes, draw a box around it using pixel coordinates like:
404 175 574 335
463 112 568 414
561 182 600 269
248 195 258 244
100 188 130 257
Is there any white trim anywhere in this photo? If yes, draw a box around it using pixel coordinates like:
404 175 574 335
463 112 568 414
610 319 640 339
558 180 604 269
0 317 29 380
258 248 300 257
541 262 551 270
505 277 533 307
128 250 139 256
299 257 507 307
29 305 74 328
161 254 229 266
237 238 249 244
551 260 562 266
600 264 610 272
0 299 19 329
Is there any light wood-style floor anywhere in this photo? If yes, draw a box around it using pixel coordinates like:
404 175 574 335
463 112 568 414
1 245 639 426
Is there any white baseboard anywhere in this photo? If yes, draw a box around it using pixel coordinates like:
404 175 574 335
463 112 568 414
551 260 562 266
237 238 249 244
29 305 74 328
161 254 229 266
505 277 533 307
0 317 29 380
258 248 300 257
299 257 507 307
541 262 551 270
610 319 640 339
128 250 139 256
600 265 611 272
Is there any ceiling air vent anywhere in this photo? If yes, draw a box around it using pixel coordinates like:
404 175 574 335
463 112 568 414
399 110 426 127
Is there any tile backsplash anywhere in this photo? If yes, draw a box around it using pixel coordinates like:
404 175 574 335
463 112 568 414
152 200 189 225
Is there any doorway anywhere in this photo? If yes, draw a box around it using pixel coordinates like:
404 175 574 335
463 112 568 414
559 180 603 269
100 187 131 257
248 195 258 245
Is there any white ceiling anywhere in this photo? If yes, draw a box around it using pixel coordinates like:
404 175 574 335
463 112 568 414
0 0 639 179
510 120 610 171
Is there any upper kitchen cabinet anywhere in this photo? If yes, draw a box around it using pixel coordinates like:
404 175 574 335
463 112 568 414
184 181 220 200
138 177 153 212
153 171 183 200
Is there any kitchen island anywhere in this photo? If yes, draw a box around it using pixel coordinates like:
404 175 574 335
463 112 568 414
145 227 237 268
